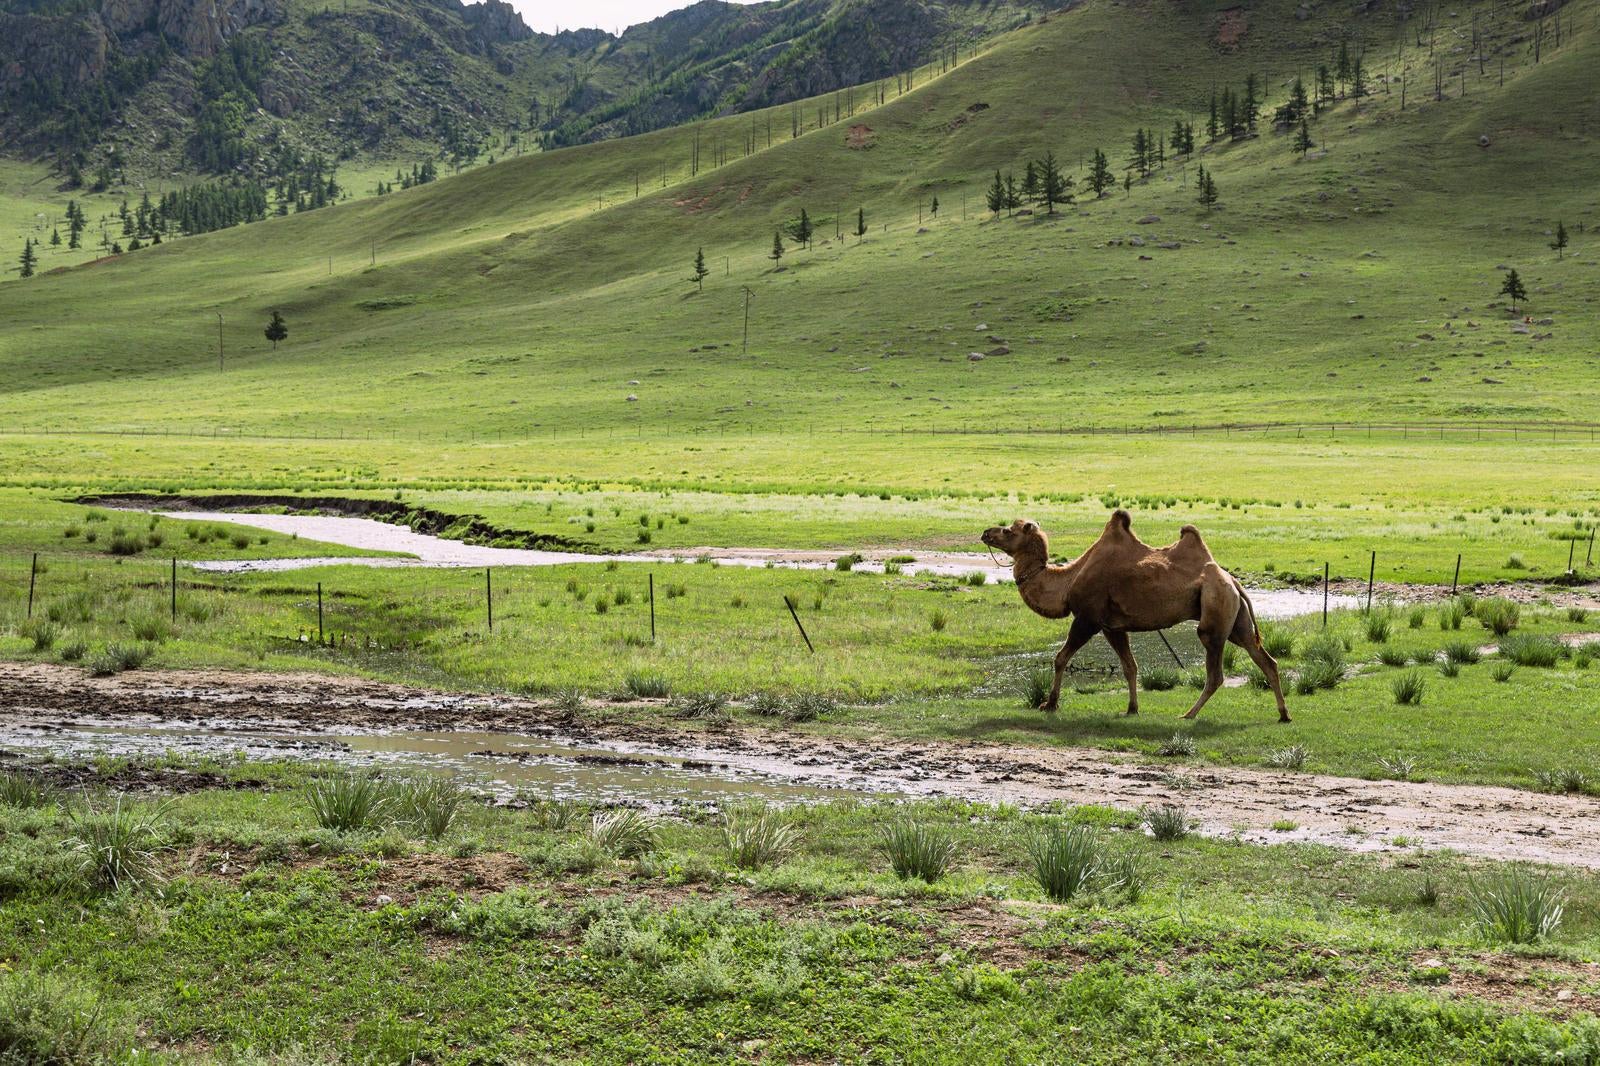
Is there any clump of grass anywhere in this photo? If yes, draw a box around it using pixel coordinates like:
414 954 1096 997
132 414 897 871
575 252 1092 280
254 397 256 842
1467 867 1565 944
0 770 57 809
1265 745 1310 770
613 587 633 606
1438 659 1461 678
527 798 581 831
304 771 391 832
636 529 652 544
1498 633 1565 668
589 808 657 858
1142 804 1188 841
229 533 251 551
1156 732 1195 758
1139 666 1180 692
669 692 730 722
1245 666 1270 690
1490 661 1516 683
551 688 586 715
878 819 958 883
1577 648 1594 670
1021 664 1054 709
1378 754 1418 780
21 620 58 652
1505 553 1528 571
721 803 799 871
1293 659 1343 695
1568 607 1590 623
85 642 151 676
65 796 171 893
1438 601 1465 631
1377 647 1411 668
107 533 145 556
1533 767 1590 795
623 672 671 699
928 609 947 632
395 774 469 840
883 561 903 576
1416 873 1441 907
129 614 171 643
833 553 863 572
1300 632 1347 669
963 571 987 587
1474 597 1521 636
784 692 838 721
1406 606 1427 629
1444 640 1481 665
1363 612 1392 644
1390 670 1426 706
1027 824 1101 902
1260 626 1293 658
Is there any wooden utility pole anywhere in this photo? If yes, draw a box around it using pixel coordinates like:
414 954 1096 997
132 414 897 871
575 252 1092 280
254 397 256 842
741 286 755 354
217 313 224 372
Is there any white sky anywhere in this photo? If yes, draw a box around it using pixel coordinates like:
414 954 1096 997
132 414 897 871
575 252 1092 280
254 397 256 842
505 1 761 35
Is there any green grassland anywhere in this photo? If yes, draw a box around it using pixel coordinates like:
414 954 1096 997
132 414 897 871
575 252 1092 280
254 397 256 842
6 766 1600 1062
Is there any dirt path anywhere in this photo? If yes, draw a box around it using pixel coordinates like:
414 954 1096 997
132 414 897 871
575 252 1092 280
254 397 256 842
4 661 1599 868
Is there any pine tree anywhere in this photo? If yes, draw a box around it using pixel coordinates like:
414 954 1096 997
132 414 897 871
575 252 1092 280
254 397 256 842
1196 165 1219 210
49 227 61 247
1129 129 1149 176
1352 55 1368 99
1003 173 1021 215
1316 66 1334 113
19 239 36 278
855 207 867 238
1021 161 1040 204
985 170 1007 215
1170 119 1189 158
930 196 939 218
264 310 288 349
1335 41 1352 96
769 230 785 264
1207 90 1220 140
794 208 814 249
1551 221 1568 260
1498 268 1527 311
690 247 709 292
1222 88 1238 139
1287 77 1309 125
1037 151 1072 214
1294 118 1315 156
1243 73 1260 132
1087 149 1114 198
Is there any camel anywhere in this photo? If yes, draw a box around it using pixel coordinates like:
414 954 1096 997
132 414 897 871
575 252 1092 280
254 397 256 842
980 510 1290 721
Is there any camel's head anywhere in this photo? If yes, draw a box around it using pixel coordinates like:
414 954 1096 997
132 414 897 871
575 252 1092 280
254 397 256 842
981 519 1047 559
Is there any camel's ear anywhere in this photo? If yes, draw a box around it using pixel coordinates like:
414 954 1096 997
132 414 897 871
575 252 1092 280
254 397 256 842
1023 521 1038 533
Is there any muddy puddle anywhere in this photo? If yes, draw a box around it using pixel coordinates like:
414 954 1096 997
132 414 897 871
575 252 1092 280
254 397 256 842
144 509 1358 619
3 717 886 809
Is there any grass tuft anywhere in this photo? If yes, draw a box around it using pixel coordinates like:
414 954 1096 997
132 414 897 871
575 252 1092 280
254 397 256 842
1390 670 1426 706
623 672 671 699
720 803 800 871
304 771 391 832
589 808 657 858
1027 824 1101 903
1141 804 1188 841
1265 745 1310 770
65 796 170 893
878 819 957 883
1474 597 1521 637
1139 666 1180 692
1467 867 1565 944
1156 732 1196 758
1498 633 1564 668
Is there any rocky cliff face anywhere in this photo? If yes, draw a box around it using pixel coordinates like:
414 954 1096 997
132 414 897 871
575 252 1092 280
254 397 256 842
0 12 108 90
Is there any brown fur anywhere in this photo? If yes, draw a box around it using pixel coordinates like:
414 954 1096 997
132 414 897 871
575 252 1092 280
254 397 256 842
981 510 1290 721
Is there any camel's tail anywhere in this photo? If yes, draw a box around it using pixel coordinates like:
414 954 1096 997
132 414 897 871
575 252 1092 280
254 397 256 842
1237 585 1262 641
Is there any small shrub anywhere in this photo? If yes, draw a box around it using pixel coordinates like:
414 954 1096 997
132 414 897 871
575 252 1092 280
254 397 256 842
1475 597 1521 637
1139 666 1181 692
1378 754 1417 780
1467 867 1565 944
304 771 391 832
670 692 730 721
613 588 633 606
0 970 129 1064
551 688 586 715
589 808 657 858
1028 824 1101 902
65 796 170 893
1577 648 1594 670
746 692 787 718
1390 670 1426 706
1444 641 1481 665
878 819 958 883
721 803 799 871
624 672 671 699
1142 804 1188 841
1363 613 1392 644
1265 745 1310 770
229 534 251 550
1377 647 1410 668
527 798 581 831
106 533 145 556
929 609 947 632
1499 633 1564 668
636 530 652 544
1300 632 1346 669
1156 732 1195 758
594 599 609 615
1490 661 1516 683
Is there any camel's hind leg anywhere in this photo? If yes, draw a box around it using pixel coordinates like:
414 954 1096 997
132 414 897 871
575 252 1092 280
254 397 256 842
1103 630 1140 715
1043 617 1099 712
1230 598 1291 722
1180 568 1237 720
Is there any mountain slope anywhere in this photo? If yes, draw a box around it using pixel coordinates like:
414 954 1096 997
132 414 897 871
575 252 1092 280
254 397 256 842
1 0 1597 444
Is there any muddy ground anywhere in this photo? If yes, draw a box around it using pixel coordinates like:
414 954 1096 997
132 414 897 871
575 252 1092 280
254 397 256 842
3 661 1599 868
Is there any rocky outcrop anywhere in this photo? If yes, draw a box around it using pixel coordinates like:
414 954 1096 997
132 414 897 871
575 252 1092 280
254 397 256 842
0 13 109 89
461 0 531 45
99 0 277 57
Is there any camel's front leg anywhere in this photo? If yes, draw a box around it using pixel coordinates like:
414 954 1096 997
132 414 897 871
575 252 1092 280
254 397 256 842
1043 617 1100 712
1104 630 1140 715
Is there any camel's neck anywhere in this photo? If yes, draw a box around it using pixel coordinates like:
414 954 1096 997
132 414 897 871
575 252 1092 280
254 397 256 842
1013 548 1075 619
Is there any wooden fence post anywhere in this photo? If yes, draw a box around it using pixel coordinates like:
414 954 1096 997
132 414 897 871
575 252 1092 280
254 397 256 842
1365 551 1376 614
649 573 656 641
486 568 493 632
1451 554 1461 596
1322 562 1329 628
26 554 37 619
171 557 177 622
317 582 324 644
783 596 815 653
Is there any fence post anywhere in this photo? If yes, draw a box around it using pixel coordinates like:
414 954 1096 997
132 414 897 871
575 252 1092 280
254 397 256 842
486 568 493 632
317 582 324 644
649 572 656 641
1589 526 1596 568
171 557 177 622
1322 562 1329 628
1156 630 1184 669
26 553 37 619
1570 538 1577 573
783 595 815 653
1451 554 1461 596
1365 551 1376 614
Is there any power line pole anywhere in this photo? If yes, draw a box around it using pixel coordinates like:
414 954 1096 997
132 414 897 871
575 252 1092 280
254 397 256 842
217 312 224 372
741 286 755 355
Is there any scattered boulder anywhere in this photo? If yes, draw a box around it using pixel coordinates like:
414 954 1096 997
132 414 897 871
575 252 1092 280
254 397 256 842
1478 134 1491 148
1129 236 1146 247
967 352 985 362
1157 241 1181 250
1137 214 1161 224
986 345 1011 356
625 394 638 402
